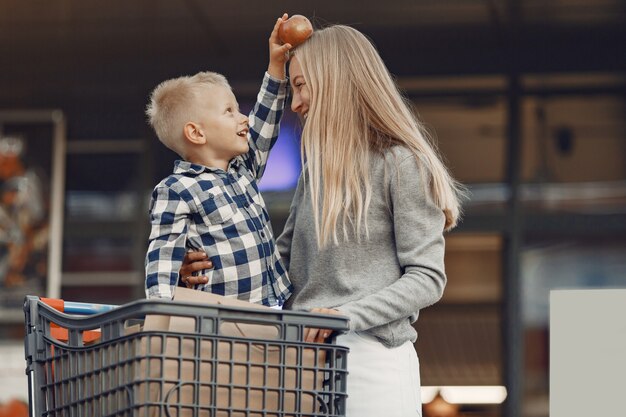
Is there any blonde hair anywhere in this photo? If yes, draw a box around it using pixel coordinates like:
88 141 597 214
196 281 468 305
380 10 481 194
146 71 230 155
293 25 464 248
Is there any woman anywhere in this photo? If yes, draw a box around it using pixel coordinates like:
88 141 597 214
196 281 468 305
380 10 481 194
181 24 463 417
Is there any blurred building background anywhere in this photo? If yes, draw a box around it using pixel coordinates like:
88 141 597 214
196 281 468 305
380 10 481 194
1 1 625 417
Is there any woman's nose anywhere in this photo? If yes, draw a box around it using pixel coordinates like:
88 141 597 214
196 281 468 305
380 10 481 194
291 93 301 113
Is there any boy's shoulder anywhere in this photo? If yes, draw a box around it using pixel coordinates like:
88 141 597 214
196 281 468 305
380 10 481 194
154 172 225 201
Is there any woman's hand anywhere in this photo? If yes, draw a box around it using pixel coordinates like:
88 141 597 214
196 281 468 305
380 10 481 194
304 308 345 343
179 251 212 288
267 13 292 80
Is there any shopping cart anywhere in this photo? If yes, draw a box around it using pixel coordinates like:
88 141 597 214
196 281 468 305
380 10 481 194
23 296 350 417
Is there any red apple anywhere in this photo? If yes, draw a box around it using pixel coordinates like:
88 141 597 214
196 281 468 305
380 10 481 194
278 15 313 47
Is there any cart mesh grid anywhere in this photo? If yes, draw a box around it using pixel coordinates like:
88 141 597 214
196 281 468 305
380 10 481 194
24 296 349 417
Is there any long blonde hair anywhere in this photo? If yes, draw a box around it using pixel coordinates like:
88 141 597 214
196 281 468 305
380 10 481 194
293 25 463 248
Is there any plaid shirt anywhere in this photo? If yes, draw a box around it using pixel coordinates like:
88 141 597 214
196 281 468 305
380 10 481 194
145 73 293 306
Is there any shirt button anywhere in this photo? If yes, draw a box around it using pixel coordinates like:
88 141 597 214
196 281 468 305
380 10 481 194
260 231 265 238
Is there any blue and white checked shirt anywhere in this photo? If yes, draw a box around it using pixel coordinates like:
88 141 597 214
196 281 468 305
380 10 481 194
145 73 293 306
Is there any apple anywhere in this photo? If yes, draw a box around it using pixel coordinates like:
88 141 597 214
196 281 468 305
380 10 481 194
278 15 313 47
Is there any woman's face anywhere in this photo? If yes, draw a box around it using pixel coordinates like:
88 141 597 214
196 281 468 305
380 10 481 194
289 57 310 122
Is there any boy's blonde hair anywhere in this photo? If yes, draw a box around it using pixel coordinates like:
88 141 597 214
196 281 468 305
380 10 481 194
293 25 465 248
146 71 231 155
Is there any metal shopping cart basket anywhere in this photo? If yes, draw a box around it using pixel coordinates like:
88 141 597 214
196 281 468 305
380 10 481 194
23 295 350 417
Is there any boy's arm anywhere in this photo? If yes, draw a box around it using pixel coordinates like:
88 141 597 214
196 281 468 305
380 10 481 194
145 184 190 299
267 15 291 81
243 15 291 180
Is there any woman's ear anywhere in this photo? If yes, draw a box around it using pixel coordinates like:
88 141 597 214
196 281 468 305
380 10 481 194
183 122 206 145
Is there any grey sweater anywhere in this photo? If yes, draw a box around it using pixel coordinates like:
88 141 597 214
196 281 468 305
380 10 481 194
277 146 447 347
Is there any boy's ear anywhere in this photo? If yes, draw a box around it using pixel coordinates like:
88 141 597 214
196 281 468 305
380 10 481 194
183 122 207 145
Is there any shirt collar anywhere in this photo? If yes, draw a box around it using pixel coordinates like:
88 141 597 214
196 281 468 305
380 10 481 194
173 157 243 175
173 160 209 175
230 156 243 169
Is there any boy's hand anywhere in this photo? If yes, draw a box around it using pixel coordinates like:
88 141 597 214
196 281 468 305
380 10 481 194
268 13 292 80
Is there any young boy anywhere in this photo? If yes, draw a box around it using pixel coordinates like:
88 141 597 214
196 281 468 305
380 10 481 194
144 16 293 307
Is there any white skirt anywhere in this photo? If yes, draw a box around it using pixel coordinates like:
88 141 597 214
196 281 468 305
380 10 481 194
337 331 422 417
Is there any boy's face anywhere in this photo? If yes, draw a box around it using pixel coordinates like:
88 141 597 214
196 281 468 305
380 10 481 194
196 85 249 160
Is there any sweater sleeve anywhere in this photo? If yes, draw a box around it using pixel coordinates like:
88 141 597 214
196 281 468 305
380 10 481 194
276 174 304 272
335 156 447 331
